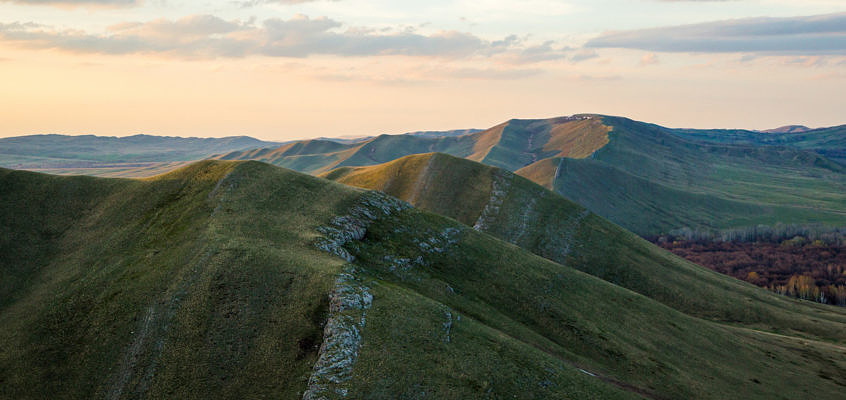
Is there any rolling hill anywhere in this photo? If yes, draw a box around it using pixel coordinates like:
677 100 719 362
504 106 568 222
219 115 846 236
3 160 846 399
669 123 846 166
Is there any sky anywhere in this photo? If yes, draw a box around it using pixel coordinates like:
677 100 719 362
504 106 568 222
0 0 843 140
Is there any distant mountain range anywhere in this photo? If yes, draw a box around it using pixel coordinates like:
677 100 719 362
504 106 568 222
3 160 846 399
0 134 281 177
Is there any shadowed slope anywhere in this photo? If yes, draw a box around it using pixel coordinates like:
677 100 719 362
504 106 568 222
0 161 360 399
518 116 846 235
671 124 846 165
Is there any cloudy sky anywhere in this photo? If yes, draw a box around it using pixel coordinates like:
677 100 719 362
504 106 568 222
0 0 843 139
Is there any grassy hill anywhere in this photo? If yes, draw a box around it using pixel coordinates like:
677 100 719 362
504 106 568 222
323 153 846 343
216 116 609 175
222 115 846 235
546 117 846 235
670 124 846 165
3 160 846 399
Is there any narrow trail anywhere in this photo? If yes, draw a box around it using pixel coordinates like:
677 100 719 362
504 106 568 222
548 157 568 193
409 156 436 204
106 307 155 400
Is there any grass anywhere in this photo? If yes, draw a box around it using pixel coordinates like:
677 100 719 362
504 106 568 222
345 206 846 399
20 115 840 238
325 153 846 346
556 116 846 234
0 161 358 399
4 159 846 399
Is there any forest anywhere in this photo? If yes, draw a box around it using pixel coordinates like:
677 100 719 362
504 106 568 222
653 224 846 306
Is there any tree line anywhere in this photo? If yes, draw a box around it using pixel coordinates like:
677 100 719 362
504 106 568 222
651 224 846 306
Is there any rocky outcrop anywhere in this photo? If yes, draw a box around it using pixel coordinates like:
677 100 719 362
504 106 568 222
315 191 411 262
304 191 410 400
382 227 461 281
302 265 372 400
441 306 460 344
473 171 513 231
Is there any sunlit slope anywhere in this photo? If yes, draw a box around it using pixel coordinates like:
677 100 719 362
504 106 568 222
324 153 846 345
215 116 609 174
3 161 846 399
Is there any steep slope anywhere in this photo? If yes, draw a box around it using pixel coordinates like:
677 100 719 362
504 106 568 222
3 161 846 399
324 153 846 345
1 161 355 399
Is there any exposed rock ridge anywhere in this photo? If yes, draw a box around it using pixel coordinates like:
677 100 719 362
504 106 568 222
473 170 513 231
314 191 411 262
554 157 564 181
305 191 410 400
507 189 543 244
381 227 461 281
302 265 372 400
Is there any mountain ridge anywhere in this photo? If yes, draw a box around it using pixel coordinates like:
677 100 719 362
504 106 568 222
219 114 846 235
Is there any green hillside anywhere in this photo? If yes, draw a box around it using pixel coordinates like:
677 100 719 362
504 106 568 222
324 153 846 343
546 117 846 234
670 124 846 165
222 115 846 236
3 161 846 399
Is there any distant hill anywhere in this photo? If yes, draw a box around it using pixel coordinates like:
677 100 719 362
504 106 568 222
0 134 280 176
220 115 846 235
0 129 478 177
760 125 811 134
216 115 608 173
2 160 846 399
670 123 846 166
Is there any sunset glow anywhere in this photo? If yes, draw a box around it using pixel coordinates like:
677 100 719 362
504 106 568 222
0 0 843 140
